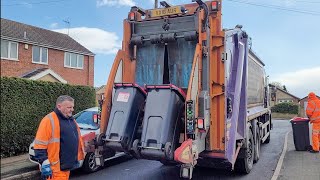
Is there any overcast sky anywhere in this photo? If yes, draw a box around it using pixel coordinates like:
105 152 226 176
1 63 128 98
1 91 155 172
2 0 320 98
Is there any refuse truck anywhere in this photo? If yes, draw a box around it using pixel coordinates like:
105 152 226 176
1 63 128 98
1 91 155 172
94 0 272 179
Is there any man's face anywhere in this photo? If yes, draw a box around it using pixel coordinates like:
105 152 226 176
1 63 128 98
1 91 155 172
57 100 74 118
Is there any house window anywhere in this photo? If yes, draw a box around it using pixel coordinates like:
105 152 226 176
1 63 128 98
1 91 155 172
278 99 293 103
1 40 18 60
64 52 84 69
32 46 48 64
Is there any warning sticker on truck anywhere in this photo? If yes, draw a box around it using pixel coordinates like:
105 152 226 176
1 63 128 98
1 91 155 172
117 92 130 102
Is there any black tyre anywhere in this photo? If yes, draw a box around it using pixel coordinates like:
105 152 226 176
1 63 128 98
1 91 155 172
235 128 254 174
164 142 174 160
82 152 100 173
132 139 141 159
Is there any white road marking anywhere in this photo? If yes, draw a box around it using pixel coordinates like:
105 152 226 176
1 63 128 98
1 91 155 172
271 130 291 180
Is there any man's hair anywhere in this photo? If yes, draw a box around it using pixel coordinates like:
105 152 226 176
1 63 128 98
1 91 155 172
56 95 74 106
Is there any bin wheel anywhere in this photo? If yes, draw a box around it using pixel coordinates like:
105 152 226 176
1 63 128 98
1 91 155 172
164 142 173 160
132 139 141 159
96 133 105 146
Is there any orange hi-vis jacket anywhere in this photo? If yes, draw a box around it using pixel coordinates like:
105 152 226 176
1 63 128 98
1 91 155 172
306 93 320 123
34 112 85 172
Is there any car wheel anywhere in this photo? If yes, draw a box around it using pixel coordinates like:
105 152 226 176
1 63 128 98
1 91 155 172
82 152 100 173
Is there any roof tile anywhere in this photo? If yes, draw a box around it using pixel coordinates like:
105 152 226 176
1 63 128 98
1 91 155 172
1 18 94 56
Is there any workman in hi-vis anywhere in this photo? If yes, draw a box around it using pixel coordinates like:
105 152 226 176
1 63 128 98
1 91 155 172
306 92 320 153
34 95 85 179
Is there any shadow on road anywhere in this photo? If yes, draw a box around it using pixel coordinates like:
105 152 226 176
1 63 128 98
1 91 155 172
71 155 133 177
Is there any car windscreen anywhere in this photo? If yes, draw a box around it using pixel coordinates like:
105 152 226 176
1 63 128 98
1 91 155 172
74 111 99 130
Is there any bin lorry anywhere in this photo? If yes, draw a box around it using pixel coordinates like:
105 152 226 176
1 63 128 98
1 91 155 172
94 0 272 179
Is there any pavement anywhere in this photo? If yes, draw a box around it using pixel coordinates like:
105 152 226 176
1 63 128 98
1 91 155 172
276 132 320 180
1 131 319 180
0 154 39 180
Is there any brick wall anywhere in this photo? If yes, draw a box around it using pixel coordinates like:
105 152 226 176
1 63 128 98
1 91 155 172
1 42 94 86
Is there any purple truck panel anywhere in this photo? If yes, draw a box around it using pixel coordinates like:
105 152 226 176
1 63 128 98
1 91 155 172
225 30 249 163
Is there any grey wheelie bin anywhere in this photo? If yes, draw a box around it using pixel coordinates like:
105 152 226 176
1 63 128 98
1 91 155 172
133 84 185 161
105 83 147 153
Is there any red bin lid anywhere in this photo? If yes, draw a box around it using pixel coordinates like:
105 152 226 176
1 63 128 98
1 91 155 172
291 117 309 122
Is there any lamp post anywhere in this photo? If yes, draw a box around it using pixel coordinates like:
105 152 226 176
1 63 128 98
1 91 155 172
154 0 158 8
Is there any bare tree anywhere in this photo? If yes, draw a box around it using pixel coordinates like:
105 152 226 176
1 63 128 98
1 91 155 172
270 82 282 89
270 82 289 92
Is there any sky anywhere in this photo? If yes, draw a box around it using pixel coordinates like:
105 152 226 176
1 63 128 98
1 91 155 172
1 0 320 98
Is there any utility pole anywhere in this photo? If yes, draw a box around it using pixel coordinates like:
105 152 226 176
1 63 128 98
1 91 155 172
154 0 158 8
63 19 70 36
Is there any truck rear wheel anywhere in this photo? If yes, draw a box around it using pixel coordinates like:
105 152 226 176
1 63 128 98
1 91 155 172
235 129 254 174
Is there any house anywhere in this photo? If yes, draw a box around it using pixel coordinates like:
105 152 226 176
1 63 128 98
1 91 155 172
1 18 94 86
269 85 300 107
95 85 106 104
299 94 320 118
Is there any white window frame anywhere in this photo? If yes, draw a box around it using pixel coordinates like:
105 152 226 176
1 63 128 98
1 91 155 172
1 40 19 61
64 52 84 69
32 46 48 65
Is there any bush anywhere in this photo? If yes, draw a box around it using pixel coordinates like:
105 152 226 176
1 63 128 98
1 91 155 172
1 77 96 158
271 102 299 114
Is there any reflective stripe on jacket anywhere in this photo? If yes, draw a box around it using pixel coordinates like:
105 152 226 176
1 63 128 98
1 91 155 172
34 112 85 172
306 97 320 123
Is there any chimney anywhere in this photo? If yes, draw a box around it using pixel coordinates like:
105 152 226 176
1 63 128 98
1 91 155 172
24 31 27 39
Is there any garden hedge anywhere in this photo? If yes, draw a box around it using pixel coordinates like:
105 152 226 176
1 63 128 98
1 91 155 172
271 102 299 114
1 77 96 158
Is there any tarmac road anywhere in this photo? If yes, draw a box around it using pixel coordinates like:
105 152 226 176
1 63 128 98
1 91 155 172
70 120 291 180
